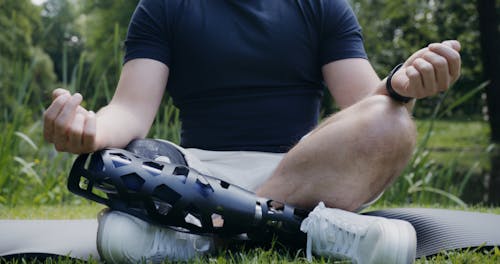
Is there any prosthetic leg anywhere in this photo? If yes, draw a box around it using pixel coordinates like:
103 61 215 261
67 140 308 246
66 140 500 259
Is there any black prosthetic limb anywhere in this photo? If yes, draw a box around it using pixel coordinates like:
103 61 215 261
67 147 308 245
124 139 188 166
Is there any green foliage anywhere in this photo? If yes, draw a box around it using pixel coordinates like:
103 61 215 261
36 0 84 83
0 0 56 123
0 0 41 59
351 0 485 118
0 52 181 206
77 0 139 104
0 0 493 207
380 82 488 207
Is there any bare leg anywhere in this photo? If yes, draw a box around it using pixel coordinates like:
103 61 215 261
256 95 416 212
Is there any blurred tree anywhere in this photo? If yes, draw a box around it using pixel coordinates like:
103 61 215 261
35 0 84 85
477 0 500 142
0 0 56 120
77 0 138 105
351 0 484 118
477 0 500 204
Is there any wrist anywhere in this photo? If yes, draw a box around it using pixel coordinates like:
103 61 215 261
386 63 413 104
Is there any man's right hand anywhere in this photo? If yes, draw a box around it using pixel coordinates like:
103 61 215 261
43 88 99 154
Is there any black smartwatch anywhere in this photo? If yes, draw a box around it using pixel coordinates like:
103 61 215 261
386 63 413 103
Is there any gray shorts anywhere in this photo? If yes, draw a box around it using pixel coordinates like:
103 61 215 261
156 139 381 211
156 140 285 192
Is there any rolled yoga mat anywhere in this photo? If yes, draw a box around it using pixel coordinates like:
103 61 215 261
365 207 500 258
0 219 99 261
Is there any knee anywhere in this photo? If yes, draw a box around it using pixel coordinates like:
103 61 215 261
358 95 416 157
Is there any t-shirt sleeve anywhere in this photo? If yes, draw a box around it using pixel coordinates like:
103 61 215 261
319 0 367 66
124 0 171 66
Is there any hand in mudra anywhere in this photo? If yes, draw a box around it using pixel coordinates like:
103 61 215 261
390 40 461 99
43 88 99 154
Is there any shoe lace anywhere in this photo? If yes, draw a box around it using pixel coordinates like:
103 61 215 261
301 204 365 262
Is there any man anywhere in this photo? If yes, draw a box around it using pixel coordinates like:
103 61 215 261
43 0 461 263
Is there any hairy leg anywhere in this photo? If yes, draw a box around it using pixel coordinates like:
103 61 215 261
256 95 416 212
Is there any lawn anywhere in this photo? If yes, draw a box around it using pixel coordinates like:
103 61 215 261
1 205 500 263
1 119 499 263
416 119 492 171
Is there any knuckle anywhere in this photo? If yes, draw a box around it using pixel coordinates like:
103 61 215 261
54 119 67 130
420 64 433 73
68 127 80 137
43 110 56 123
434 57 447 68
415 59 432 72
407 70 420 79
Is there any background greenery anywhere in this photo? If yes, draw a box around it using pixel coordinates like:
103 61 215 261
0 0 499 262
0 0 498 204
1 0 497 206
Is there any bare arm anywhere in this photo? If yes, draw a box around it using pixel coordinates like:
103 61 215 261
95 59 169 149
322 40 461 113
43 58 169 154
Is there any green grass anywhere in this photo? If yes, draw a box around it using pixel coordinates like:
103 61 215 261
0 203 105 219
1 204 499 263
415 119 491 171
0 50 496 263
2 244 499 264
3 249 499 264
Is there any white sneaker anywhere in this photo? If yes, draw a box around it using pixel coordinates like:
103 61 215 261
96 209 213 263
300 202 416 264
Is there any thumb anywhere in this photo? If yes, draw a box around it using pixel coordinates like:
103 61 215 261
390 68 411 97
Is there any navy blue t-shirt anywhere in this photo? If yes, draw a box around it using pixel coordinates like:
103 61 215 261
125 0 367 153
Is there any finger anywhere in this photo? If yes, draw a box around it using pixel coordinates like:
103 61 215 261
422 51 450 91
442 40 461 52
68 112 85 152
53 93 83 146
413 58 437 95
403 47 429 67
76 105 87 115
52 89 87 115
43 93 71 143
52 88 70 100
428 43 461 82
406 65 424 98
82 111 97 153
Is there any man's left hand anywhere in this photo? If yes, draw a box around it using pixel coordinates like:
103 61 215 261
390 40 461 99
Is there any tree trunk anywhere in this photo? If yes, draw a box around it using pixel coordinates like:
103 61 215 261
477 0 500 204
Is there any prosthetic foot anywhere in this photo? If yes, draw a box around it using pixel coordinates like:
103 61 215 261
67 147 308 245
